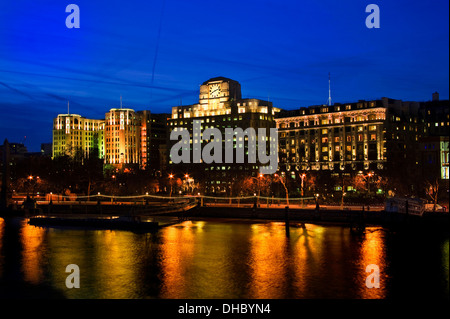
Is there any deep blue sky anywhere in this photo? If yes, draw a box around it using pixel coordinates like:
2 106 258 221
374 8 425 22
1 0 448 151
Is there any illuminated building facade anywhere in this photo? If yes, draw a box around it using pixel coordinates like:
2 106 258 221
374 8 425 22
418 93 449 188
52 114 105 159
53 109 168 171
168 77 280 194
105 108 140 166
419 136 449 182
275 98 423 174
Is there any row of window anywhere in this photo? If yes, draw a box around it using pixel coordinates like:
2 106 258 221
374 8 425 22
277 114 385 128
282 134 379 145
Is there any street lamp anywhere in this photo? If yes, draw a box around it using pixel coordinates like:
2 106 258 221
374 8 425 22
300 173 306 207
258 174 263 206
169 174 174 197
27 175 39 199
341 192 346 209
315 193 320 211
367 172 372 194
184 173 190 194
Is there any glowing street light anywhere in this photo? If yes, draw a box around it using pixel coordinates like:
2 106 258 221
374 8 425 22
169 173 174 197
300 173 306 207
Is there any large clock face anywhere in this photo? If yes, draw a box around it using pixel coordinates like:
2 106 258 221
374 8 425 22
209 84 221 98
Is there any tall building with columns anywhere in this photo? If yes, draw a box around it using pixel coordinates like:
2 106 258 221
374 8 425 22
52 113 105 159
104 108 141 166
275 97 423 174
53 108 168 171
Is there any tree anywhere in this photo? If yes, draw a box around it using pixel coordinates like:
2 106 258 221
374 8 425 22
274 173 289 206
425 179 439 212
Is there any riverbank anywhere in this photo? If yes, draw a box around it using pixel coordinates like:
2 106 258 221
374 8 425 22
2 202 449 233
183 205 450 232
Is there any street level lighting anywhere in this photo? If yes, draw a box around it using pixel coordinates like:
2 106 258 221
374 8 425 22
367 172 373 194
300 173 306 207
169 174 174 197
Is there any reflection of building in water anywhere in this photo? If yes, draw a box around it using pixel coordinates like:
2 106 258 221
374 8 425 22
248 223 289 298
159 224 194 298
20 223 46 285
357 228 387 299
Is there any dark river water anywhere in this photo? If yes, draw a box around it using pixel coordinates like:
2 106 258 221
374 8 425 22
0 217 448 299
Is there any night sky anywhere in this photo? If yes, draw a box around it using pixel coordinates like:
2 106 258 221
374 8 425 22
0 0 448 151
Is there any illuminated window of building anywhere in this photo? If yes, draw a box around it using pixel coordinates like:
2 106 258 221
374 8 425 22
322 137 328 143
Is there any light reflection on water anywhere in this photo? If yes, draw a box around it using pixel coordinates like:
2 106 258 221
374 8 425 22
0 217 448 299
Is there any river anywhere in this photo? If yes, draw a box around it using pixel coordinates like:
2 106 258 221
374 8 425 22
0 217 448 299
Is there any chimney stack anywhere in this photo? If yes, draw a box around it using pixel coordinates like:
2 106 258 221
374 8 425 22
432 91 439 101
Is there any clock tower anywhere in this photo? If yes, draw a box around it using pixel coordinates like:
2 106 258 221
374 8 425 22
199 77 242 106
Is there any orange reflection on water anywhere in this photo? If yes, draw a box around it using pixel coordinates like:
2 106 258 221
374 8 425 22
93 230 142 298
357 227 387 299
159 221 195 298
248 222 289 298
290 224 323 298
20 221 46 285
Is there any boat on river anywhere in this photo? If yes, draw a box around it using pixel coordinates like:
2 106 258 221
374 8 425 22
27 201 198 232
384 197 449 229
